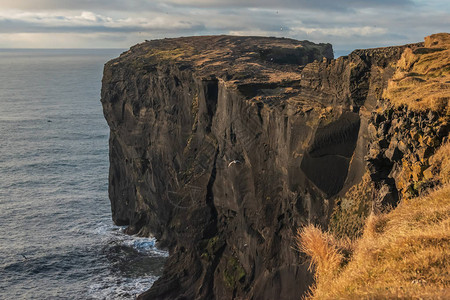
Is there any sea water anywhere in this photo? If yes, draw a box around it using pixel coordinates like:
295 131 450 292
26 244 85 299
0 49 167 299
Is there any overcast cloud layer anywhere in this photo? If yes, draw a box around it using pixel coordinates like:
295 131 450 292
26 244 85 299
0 0 448 50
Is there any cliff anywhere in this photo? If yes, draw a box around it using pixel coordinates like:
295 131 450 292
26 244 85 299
101 34 449 299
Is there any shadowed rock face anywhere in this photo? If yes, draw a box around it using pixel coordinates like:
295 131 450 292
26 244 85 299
101 35 417 300
301 112 361 196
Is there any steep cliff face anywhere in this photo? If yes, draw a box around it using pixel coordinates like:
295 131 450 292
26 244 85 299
100 35 442 299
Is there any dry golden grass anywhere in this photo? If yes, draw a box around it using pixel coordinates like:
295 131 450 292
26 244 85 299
297 184 450 299
296 225 343 285
430 141 450 184
383 33 450 113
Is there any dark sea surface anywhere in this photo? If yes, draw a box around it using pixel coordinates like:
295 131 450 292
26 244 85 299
0 49 167 299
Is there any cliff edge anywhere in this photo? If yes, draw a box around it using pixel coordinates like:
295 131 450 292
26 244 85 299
101 34 449 299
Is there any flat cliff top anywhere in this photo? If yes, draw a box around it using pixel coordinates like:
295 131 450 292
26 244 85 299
108 35 332 94
105 33 449 111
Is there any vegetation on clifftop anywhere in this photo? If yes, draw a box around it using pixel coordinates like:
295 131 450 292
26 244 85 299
383 33 449 114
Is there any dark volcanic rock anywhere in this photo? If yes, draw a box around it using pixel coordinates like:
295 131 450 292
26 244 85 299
101 35 418 299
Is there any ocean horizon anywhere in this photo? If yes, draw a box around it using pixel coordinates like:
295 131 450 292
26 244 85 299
0 48 167 299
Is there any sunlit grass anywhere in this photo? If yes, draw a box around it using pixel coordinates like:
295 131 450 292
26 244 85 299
383 33 450 114
297 183 450 299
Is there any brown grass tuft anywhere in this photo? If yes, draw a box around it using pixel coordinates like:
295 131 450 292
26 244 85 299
298 184 450 299
297 225 343 283
362 213 389 240
430 141 450 184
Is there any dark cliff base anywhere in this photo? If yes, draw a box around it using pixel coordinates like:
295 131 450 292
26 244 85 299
101 34 449 299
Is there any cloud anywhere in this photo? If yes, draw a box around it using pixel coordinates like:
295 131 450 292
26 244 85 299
288 26 387 37
166 0 414 11
0 32 136 48
0 0 414 11
0 11 205 33
0 0 447 49
0 0 163 11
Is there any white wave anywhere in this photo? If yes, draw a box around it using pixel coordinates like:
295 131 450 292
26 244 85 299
91 221 169 256
91 221 126 236
122 237 169 257
86 221 168 298
88 275 158 300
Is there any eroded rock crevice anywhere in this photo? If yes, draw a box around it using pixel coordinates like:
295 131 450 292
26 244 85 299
301 112 361 196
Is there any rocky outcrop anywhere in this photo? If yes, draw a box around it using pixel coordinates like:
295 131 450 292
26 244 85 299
367 102 449 204
101 34 447 299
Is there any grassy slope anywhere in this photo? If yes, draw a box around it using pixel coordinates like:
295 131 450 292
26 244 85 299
383 33 449 114
299 184 450 299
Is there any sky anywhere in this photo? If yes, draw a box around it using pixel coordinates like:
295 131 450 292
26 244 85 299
0 0 448 51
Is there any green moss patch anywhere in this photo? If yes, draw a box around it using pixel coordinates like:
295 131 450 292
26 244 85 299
223 256 246 289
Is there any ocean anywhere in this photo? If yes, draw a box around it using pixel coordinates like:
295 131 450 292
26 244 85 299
0 49 167 299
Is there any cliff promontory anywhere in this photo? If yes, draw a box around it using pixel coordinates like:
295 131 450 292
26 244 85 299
101 34 449 299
